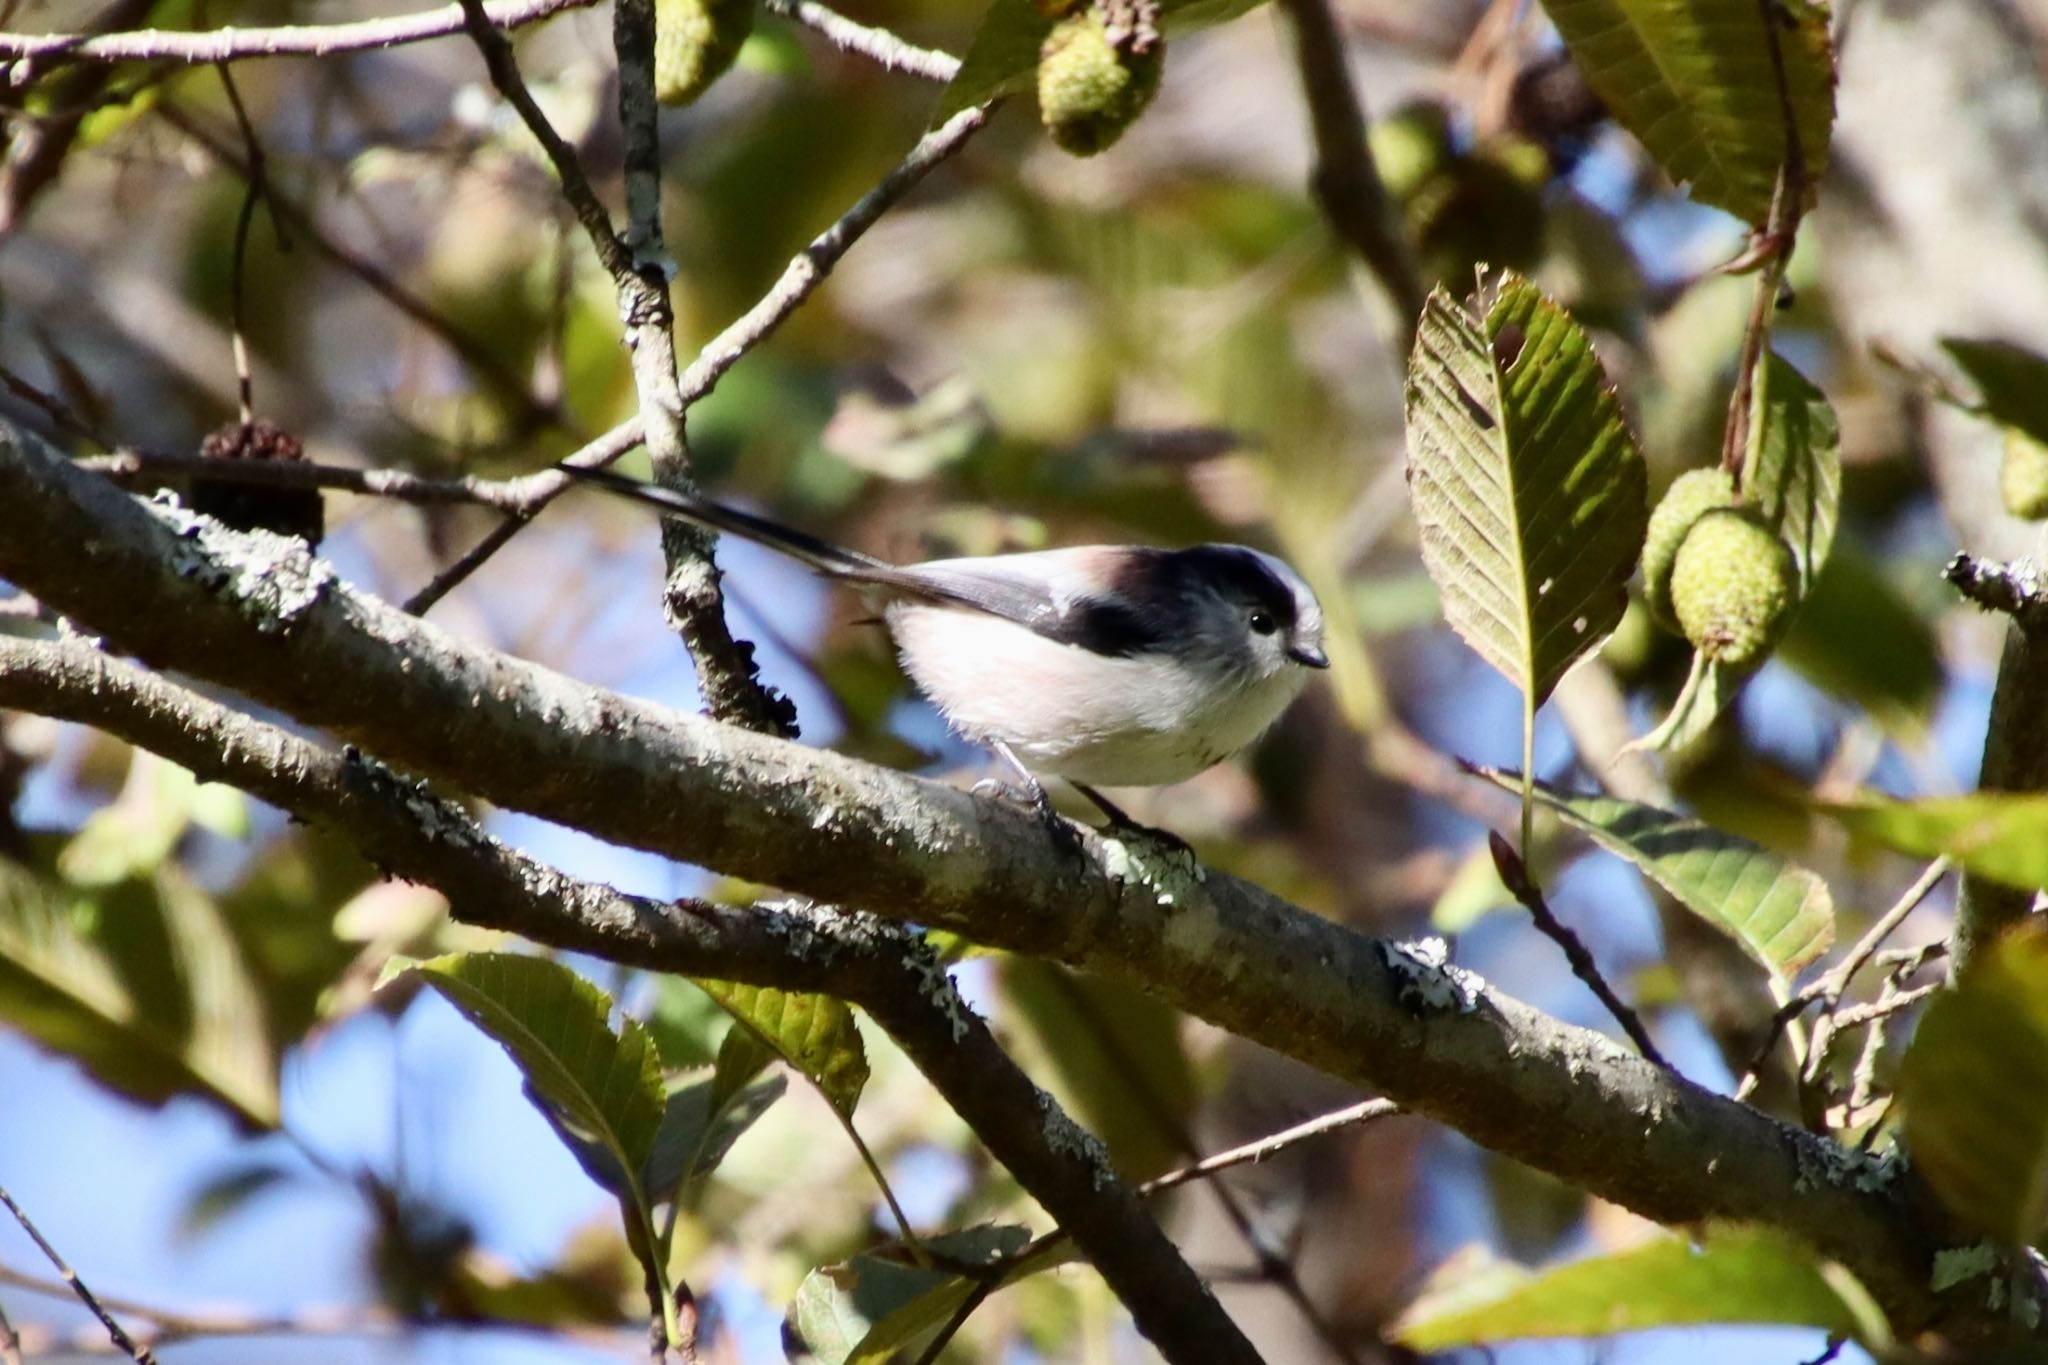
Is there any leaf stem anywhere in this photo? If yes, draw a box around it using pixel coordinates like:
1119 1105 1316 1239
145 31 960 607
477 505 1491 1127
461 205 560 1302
834 1108 932 1269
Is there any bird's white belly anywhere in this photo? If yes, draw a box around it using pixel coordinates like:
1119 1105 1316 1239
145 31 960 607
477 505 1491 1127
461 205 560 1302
884 604 1307 787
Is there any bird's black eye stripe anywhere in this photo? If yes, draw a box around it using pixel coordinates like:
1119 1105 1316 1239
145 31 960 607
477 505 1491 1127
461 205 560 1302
1249 610 1277 635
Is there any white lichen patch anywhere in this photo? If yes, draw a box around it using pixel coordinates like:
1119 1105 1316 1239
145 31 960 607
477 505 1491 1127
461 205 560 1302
1931 1243 2001 1295
1789 1132 1907 1196
148 493 332 631
1377 936 1483 1013
1038 1091 1115 1189
1160 897 1222 963
1098 831 1206 908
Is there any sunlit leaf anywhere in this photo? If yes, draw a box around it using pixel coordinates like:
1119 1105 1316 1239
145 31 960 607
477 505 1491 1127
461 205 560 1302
1818 793 2048 894
1392 1226 1888 1349
1538 0 1835 223
0 854 278 1127
1406 270 1647 710
385 953 666 1209
697 980 868 1118
1477 771 1834 976
1900 925 2048 1245
785 1225 1046 1365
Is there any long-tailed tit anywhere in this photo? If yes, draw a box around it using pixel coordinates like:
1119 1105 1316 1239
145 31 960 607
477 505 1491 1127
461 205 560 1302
561 465 1328 824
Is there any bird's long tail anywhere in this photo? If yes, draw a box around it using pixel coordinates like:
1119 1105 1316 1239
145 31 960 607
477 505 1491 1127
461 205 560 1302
555 464 888 577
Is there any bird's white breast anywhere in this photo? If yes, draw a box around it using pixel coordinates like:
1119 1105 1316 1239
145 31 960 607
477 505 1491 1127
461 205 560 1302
883 602 1308 788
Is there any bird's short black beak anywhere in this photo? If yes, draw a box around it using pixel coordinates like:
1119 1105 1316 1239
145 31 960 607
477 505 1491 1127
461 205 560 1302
1287 642 1330 669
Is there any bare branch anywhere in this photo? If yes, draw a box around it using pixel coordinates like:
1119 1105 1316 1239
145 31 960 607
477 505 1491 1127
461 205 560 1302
0 0 595 66
0 424 2018 1346
763 0 960 83
1489 831 1670 1069
0 633 1261 1365
0 1184 157 1364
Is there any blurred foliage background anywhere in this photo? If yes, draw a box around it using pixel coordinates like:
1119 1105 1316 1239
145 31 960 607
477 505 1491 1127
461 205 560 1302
4 0 2048 1358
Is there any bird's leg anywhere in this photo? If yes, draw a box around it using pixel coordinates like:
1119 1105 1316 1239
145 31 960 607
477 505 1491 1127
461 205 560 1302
1071 782 1193 860
976 740 1085 856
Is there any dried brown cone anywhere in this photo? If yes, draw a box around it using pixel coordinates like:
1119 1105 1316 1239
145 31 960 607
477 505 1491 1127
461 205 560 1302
192 418 325 546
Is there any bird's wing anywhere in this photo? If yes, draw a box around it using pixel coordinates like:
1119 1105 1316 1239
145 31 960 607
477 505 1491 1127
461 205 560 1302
882 552 1168 658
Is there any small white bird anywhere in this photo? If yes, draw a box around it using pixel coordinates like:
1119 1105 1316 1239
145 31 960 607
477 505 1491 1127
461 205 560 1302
563 465 1328 827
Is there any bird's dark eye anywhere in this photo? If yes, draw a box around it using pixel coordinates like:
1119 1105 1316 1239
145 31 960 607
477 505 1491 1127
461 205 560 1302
1249 610 1277 635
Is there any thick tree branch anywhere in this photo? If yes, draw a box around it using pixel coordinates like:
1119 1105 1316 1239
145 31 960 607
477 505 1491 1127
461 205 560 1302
0 0 595 66
0 426 2028 1345
0 633 1257 1365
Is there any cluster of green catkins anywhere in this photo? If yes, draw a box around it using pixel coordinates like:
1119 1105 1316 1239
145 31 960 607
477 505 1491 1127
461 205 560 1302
1036 0 1164 155
1642 467 1797 668
654 0 755 106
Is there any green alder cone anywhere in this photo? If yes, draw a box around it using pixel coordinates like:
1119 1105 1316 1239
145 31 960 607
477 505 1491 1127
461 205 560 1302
1037 1 1163 156
1641 466 1739 629
654 0 755 107
2001 428 2048 520
1669 508 1797 668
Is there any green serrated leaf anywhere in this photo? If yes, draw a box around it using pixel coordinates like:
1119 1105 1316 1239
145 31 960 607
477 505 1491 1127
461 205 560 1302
697 980 869 1118
641 1073 786 1201
932 0 1271 123
1900 925 2048 1246
0 854 278 1127
1746 353 1840 595
393 953 666 1207
785 1225 1042 1365
1818 793 2048 894
1407 271 1647 710
1479 771 1834 976
1641 351 1840 752
1538 0 1834 223
1392 1225 1888 1350
1940 338 2048 443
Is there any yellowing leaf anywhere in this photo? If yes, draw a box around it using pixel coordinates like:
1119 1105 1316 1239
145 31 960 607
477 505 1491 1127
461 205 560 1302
1819 792 2048 894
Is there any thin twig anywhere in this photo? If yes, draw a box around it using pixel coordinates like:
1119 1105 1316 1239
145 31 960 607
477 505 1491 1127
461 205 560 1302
762 0 959 83
0 0 595 66
1824 981 1941 1034
81 449 528 507
1736 859 1950 1101
404 97 994 613
0 1184 157 1365
1047 972 1367 1365
157 103 567 433
214 63 282 425
0 1292 22 1365
455 0 630 281
1489 832 1670 1068
401 421 646 613
912 1095 1404 1361
1274 0 1428 345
